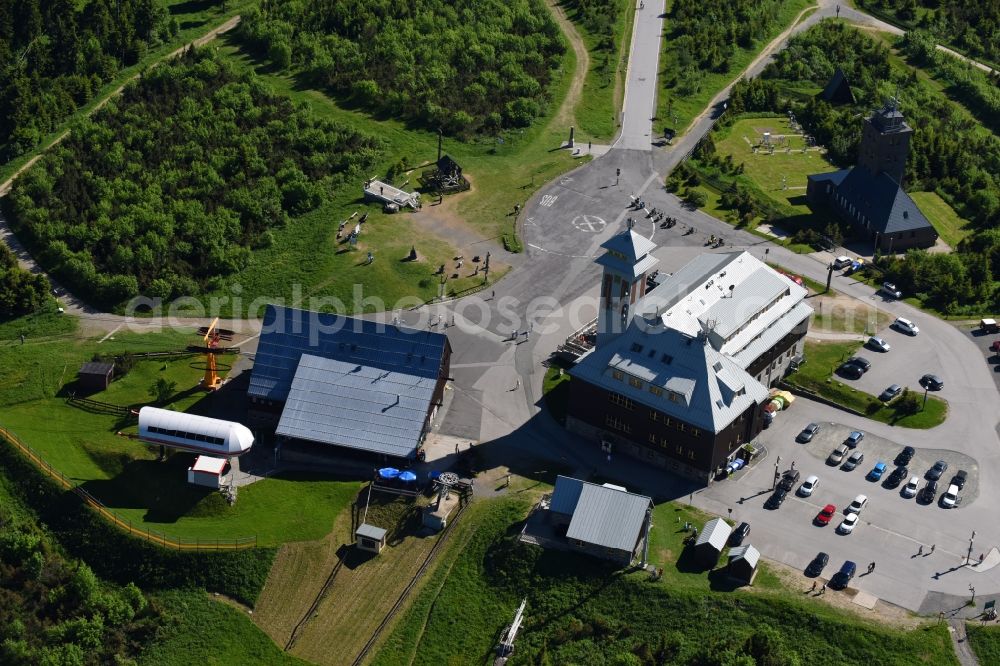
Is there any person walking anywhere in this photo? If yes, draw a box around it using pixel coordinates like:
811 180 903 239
820 583 826 594
917 545 923 556
810 581 816 592
868 562 875 573
930 544 936 554
514 378 520 390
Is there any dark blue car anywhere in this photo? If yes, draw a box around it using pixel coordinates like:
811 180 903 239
830 561 857 590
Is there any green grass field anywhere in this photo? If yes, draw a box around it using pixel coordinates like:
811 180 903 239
140 589 307 666
374 497 958 665
658 0 812 138
786 340 948 428
909 191 972 248
0 323 361 545
563 0 634 140
967 624 1000 664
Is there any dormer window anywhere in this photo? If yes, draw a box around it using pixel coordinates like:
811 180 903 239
630 343 643 353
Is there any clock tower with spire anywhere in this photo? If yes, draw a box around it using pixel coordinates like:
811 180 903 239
595 222 659 348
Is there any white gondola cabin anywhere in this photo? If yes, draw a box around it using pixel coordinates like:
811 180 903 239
138 407 254 457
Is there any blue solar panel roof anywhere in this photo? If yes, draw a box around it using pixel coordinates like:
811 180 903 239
248 305 449 403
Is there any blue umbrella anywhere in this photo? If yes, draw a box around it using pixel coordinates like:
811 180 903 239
398 470 417 482
378 467 400 479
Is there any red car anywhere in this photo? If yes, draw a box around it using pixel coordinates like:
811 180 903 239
991 339 1000 353
815 504 836 526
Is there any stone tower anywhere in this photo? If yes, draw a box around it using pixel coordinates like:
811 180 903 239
595 223 659 348
856 97 913 186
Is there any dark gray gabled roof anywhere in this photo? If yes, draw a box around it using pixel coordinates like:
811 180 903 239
835 167 934 234
249 304 449 402
551 475 584 515
565 482 652 552
78 361 114 376
356 523 387 540
275 353 436 458
819 67 855 105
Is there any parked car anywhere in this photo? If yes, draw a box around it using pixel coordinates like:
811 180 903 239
927 460 949 480
896 446 916 466
846 494 869 514
765 488 788 509
830 561 857 589
763 410 774 428
797 423 821 443
779 469 801 492
867 462 888 482
805 552 830 577
798 475 819 497
885 466 908 489
846 357 871 373
920 374 944 391
838 362 864 380
838 513 860 534
941 484 960 508
730 522 751 546
881 282 902 299
920 480 939 504
845 431 865 448
828 444 849 465
951 470 968 490
879 384 903 402
867 336 891 352
980 318 998 334
832 256 852 269
991 339 1000 354
843 450 865 471
893 317 919 335
815 504 836 526
902 476 920 498
845 260 865 275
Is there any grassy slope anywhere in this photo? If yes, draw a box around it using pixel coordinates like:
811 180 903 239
658 0 812 138
373 498 956 665
140 590 308 666
0 0 260 185
909 191 972 248
562 0 634 140
967 624 1000 664
0 324 360 545
786 340 947 428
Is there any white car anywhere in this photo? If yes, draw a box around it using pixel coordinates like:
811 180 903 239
798 475 819 497
881 282 902 299
867 336 891 352
846 494 868 514
893 317 919 335
902 476 920 498
837 513 860 534
833 256 852 269
941 484 960 508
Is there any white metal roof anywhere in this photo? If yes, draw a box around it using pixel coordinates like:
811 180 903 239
551 476 652 552
356 523 388 540
695 517 731 551
191 455 227 475
138 406 254 455
728 543 760 568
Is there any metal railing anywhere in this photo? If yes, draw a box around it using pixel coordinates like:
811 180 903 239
0 424 257 550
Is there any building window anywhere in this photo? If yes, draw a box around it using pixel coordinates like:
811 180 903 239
605 414 631 433
649 410 659 422
612 369 624 381
649 385 663 397
692 428 701 438
669 391 679 403
688 450 696 460
609 392 635 410
648 433 657 444
629 376 643 389
664 416 672 426
678 423 686 432
661 437 670 448
675 444 683 455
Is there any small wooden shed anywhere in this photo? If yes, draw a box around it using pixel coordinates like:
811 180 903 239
727 543 760 585
77 361 115 391
693 517 732 568
356 523 388 554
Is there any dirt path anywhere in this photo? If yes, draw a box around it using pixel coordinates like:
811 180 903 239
949 619 981 666
546 0 589 130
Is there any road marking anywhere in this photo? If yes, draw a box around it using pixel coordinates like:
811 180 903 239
540 195 558 207
527 243 594 259
98 324 122 343
559 177 574 186
571 215 607 233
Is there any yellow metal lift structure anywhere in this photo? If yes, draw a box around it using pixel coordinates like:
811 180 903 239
201 317 223 390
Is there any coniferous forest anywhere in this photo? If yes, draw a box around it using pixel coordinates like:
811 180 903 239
237 0 566 136
0 0 174 160
6 48 383 309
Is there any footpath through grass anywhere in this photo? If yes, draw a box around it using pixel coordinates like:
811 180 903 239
967 623 1000 664
786 340 948 428
374 497 957 665
0 322 360 545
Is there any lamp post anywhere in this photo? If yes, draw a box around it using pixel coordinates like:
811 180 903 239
968 530 977 565
970 584 977 605
773 455 782 490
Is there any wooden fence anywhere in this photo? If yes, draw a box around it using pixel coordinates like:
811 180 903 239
0 424 257 551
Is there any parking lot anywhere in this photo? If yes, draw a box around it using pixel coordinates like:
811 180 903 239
840 318 950 401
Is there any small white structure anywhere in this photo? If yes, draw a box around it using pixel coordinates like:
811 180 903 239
355 523 388 554
138 406 254 457
363 178 420 209
187 455 229 489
